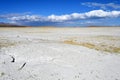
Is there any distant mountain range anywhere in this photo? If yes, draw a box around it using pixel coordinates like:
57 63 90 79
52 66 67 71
0 22 27 27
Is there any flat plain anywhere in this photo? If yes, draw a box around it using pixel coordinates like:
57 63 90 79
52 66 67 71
0 27 120 80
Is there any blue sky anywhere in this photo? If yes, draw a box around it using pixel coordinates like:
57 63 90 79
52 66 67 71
0 0 120 26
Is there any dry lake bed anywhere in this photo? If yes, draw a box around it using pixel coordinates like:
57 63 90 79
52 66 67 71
0 27 120 80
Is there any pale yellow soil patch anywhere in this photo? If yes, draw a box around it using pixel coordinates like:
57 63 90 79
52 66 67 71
0 37 19 48
0 40 16 48
63 36 120 53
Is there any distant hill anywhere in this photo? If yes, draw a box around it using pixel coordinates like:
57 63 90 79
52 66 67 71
0 22 27 27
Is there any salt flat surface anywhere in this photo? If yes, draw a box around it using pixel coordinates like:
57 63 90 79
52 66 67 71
0 27 120 80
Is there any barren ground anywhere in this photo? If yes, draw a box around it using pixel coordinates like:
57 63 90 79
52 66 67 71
0 27 120 80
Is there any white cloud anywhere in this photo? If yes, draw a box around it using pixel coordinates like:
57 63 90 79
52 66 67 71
48 14 72 22
8 15 46 22
1 10 120 23
81 2 120 9
85 10 120 18
47 10 120 22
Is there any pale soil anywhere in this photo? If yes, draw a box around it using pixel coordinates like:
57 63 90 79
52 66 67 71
0 27 120 80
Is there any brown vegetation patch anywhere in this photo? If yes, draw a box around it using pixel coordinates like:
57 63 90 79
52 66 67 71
0 38 16 48
64 40 95 48
64 39 120 53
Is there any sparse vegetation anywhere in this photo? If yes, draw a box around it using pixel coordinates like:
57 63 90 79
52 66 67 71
0 38 16 48
0 42 15 48
63 37 120 53
64 40 95 48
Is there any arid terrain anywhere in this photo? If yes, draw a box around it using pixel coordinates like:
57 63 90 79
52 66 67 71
0 27 120 80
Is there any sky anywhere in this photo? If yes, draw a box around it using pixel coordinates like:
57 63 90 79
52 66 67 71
0 0 120 27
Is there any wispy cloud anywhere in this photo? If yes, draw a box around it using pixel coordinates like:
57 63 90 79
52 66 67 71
81 2 120 9
0 10 120 26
